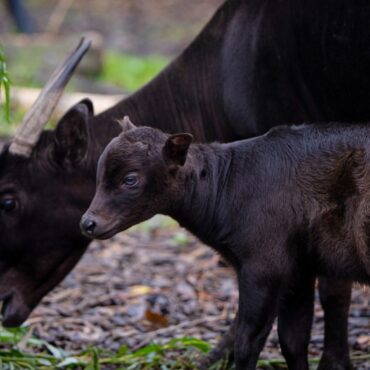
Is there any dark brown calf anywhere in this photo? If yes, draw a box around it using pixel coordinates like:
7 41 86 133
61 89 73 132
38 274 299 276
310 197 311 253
82 121 370 370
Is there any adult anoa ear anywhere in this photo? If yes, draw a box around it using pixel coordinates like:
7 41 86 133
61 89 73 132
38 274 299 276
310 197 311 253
162 133 193 167
54 99 94 166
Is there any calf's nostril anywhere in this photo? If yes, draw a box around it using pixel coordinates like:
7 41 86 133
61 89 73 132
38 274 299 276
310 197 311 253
81 218 96 236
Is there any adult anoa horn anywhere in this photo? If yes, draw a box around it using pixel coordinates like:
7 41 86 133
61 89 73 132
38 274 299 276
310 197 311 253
9 37 91 157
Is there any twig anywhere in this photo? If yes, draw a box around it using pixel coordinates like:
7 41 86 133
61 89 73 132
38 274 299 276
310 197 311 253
45 0 74 34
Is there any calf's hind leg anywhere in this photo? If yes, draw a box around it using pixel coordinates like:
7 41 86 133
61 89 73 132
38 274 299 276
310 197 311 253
318 277 352 370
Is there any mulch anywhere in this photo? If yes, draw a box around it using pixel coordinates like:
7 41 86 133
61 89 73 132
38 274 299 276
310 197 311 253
25 216 370 369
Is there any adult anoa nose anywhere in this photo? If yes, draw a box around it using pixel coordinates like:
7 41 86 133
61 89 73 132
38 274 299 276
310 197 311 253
80 216 97 237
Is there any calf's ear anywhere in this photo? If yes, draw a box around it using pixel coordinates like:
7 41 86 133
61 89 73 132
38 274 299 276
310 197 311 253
54 99 94 166
162 133 193 167
118 116 137 131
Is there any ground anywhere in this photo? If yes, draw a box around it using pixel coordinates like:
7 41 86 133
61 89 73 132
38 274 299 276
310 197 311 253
25 216 370 369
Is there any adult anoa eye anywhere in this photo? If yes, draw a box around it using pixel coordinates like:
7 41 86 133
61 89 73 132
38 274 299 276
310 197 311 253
123 173 139 187
0 198 17 212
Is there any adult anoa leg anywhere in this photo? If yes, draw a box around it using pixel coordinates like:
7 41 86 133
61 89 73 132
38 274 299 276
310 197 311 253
235 264 283 370
198 318 235 369
277 271 315 370
318 277 352 370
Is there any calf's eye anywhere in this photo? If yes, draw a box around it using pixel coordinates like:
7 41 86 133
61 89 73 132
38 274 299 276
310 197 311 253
123 173 139 187
0 198 17 212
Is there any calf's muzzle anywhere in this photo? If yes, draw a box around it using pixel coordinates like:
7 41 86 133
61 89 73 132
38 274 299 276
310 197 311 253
80 215 97 237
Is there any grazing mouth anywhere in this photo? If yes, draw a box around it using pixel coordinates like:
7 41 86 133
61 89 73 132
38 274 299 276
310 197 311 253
1 293 12 317
0 292 31 327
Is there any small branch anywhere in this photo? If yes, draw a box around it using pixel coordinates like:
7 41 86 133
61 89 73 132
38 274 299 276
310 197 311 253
46 0 74 34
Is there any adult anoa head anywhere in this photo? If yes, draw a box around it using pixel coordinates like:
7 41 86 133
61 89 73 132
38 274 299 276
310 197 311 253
0 38 95 326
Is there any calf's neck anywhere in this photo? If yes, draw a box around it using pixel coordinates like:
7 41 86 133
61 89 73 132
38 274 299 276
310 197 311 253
82 121 370 370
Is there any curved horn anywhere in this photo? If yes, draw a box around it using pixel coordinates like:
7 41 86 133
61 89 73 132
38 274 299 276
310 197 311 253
9 37 91 157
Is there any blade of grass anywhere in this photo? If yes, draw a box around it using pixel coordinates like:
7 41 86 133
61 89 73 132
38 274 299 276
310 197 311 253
0 46 11 123
2 325 370 370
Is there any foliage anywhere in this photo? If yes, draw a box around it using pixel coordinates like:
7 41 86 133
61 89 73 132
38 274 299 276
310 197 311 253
0 46 11 122
0 326 211 370
0 50 168 133
1 325 370 369
99 51 168 92
0 107 24 136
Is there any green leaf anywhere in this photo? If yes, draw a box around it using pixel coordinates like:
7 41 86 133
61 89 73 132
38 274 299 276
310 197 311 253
0 326 28 345
44 342 66 359
116 345 129 356
99 51 168 92
171 231 191 246
37 358 53 366
3 75 10 122
167 337 211 353
57 357 81 367
0 45 11 123
84 348 100 370
132 343 163 357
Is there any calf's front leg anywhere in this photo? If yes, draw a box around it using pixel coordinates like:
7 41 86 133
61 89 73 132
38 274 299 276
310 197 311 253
235 264 284 370
199 276 352 370
277 271 315 370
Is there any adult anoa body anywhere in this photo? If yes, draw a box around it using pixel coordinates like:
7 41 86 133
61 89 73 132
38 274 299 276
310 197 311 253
1 0 370 368
82 122 370 370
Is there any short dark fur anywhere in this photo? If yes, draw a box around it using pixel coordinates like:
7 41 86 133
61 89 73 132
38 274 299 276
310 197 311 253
84 123 370 370
3 0 370 368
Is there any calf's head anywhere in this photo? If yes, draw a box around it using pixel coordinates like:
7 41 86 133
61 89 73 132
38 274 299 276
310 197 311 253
81 120 193 239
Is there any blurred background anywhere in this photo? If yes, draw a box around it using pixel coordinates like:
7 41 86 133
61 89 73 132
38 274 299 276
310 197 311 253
0 0 222 133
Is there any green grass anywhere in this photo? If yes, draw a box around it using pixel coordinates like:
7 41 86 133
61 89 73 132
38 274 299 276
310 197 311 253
5 49 169 93
98 51 169 92
0 326 212 370
6 48 40 89
0 49 169 134
0 46 11 123
128 215 178 233
0 108 24 137
2 325 370 370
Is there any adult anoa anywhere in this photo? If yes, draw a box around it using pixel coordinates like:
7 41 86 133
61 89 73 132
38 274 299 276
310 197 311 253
82 120 370 370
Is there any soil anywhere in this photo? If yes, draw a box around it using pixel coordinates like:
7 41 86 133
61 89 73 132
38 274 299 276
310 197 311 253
27 216 370 369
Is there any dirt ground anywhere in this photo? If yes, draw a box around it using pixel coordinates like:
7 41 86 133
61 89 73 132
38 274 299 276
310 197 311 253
25 216 370 369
